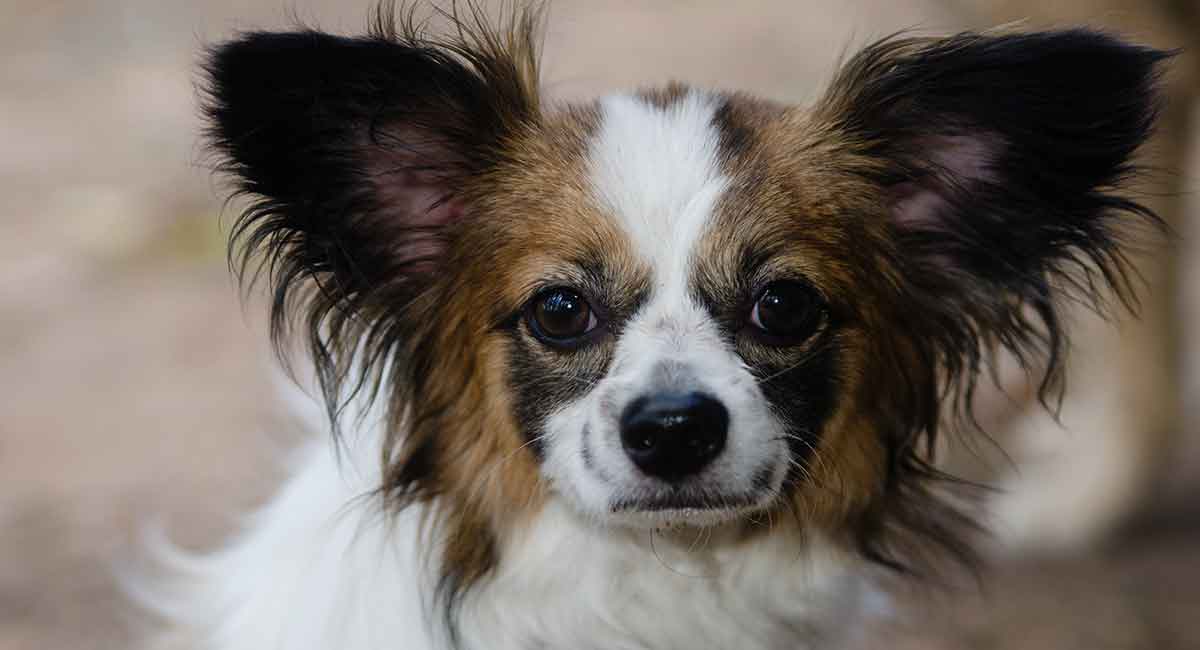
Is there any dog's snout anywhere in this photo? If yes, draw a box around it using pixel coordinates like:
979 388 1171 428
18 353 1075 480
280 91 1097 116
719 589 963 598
619 392 728 482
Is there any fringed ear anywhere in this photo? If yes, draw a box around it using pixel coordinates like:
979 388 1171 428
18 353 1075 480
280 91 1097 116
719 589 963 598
815 30 1170 577
202 3 542 414
819 29 1170 411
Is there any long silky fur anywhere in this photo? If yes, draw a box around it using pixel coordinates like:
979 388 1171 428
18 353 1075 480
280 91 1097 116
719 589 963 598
202 1 545 636
815 30 1170 574
205 0 542 428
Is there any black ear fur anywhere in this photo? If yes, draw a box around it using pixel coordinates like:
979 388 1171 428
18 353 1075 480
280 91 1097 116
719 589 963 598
822 29 1170 412
202 4 542 415
818 30 1170 575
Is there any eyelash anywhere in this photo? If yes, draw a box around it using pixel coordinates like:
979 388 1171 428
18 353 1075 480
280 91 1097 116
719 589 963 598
739 278 829 346
524 286 604 349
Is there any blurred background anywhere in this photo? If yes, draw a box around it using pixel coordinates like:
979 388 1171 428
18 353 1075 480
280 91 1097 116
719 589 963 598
2 1 1198 648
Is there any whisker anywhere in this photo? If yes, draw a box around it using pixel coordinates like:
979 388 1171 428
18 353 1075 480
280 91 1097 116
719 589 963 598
755 359 808 385
780 432 838 487
772 433 846 500
754 344 830 385
685 525 708 554
464 432 547 506
553 371 603 391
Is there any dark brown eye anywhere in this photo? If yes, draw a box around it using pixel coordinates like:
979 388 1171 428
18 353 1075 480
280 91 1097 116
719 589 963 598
529 287 598 344
749 281 824 343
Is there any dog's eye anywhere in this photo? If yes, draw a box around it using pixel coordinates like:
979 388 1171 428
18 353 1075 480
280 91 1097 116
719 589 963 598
748 281 824 344
528 287 598 345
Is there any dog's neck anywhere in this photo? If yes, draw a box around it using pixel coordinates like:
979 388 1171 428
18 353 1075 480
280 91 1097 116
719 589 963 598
144 419 879 650
455 499 877 649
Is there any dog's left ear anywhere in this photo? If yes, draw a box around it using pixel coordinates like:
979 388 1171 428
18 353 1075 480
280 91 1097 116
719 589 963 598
818 29 1170 399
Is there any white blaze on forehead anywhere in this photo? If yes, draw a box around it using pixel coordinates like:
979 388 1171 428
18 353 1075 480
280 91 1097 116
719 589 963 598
586 91 728 291
545 91 790 521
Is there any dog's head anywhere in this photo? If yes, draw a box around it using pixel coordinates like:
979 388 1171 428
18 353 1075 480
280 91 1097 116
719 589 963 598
204 2 1165 598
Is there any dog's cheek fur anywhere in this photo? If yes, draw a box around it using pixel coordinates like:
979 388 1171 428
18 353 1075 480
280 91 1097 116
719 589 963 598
203 5 560 612
803 31 1170 570
505 335 606 458
380 106 653 609
382 276 542 600
695 97 906 542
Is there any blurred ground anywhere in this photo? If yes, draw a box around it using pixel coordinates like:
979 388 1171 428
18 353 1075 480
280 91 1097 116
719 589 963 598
1 2 1197 649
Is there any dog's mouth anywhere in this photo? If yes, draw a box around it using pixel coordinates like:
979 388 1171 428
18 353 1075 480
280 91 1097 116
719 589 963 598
605 489 776 528
603 463 781 526
609 489 766 513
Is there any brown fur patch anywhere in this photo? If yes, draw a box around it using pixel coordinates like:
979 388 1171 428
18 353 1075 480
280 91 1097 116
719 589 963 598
635 82 692 110
384 97 655 595
694 94 902 537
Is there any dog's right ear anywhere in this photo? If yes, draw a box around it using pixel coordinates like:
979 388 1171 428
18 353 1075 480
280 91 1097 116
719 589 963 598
203 9 542 399
206 18 541 303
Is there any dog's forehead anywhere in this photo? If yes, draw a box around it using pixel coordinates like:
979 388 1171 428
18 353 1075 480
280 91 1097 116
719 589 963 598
585 90 730 282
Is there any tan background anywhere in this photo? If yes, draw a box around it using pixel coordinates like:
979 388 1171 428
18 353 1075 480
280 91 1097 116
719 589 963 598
2 1 1197 649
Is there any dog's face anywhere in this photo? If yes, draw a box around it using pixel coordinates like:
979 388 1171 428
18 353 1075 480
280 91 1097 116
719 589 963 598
205 6 1164 590
492 90 865 528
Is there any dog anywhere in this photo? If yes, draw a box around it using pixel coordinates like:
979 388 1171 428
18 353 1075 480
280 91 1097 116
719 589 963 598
141 3 1168 648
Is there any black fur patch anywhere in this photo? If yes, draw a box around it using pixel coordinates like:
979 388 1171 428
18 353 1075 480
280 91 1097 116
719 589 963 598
505 333 611 458
504 266 651 456
203 4 542 429
754 336 841 487
823 29 1170 410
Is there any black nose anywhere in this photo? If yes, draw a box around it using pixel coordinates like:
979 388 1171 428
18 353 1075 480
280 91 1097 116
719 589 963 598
619 392 729 482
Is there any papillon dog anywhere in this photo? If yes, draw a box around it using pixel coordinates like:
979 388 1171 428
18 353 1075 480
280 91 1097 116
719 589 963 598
142 3 1168 649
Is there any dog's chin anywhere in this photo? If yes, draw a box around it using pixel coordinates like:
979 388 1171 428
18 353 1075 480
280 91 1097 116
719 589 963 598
553 454 791 530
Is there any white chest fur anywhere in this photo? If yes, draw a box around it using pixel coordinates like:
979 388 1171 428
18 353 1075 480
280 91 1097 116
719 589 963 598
141 429 876 650
459 502 873 650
